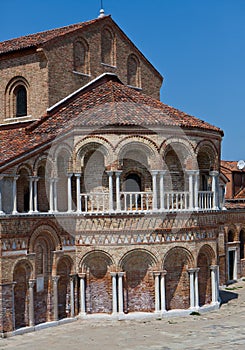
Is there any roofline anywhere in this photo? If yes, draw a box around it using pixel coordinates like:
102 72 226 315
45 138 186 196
47 72 122 112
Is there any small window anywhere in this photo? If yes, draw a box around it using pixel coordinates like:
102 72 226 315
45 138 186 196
15 86 27 117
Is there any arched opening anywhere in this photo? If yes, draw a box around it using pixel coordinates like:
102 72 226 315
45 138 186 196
121 250 155 313
13 261 32 329
33 234 55 324
57 152 69 212
197 245 214 306
127 54 140 87
57 257 72 319
81 251 113 314
37 164 49 212
17 168 29 213
164 145 186 192
125 173 141 192
163 247 193 310
227 230 236 281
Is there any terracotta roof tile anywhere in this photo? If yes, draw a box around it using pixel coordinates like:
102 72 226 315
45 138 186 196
0 17 107 55
0 74 223 169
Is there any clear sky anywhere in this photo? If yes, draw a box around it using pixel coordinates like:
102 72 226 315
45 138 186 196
1 0 244 161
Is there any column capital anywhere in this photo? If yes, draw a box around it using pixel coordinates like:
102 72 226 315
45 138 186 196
106 170 114 176
185 170 199 175
153 271 161 277
118 272 125 277
151 170 159 176
159 170 167 175
210 265 218 271
74 173 81 177
209 170 219 177
114 170 123 176
78 272 86 279
161 270 167 276
67 173 73 177
69 274 77 281
188 268 197 274
52 275 60 284
110 272 117 277
28 279 36 288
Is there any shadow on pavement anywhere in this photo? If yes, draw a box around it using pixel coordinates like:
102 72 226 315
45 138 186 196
219 289 238 305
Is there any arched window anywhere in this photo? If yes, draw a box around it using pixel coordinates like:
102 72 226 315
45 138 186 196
74 39 89 74
101 27 115 66
15 86 27 117
127 54 140 87
5 76 29 119
125 173 142 192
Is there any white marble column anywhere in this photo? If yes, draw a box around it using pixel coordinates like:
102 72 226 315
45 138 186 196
151 170 159 211
0 175 4 214
67 173 73 212
210 265 219 304
154 272 160 313
28 279 35 327
210 171 219 210
118 272 125 315
188 269 195 309
106 171 114 212
110 272 118 314
70 275 75 317
28 177 34 213
159 171 166 211
75 173 81 212
115 171 122 212
160 271 167 313
33 177 39 212
186 170 194 210
53 178 58 212
79 273 86 315
194 171 199 210
52 276 60 321
12 175 19 214
49 179 54 213
194 268 200 308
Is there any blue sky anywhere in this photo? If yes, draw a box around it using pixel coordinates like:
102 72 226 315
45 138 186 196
1 0 244 161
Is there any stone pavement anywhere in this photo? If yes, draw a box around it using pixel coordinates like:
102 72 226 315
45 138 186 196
1 280 245 350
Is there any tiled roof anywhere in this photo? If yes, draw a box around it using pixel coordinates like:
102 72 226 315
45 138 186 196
0 74 223 169
221 160 245 173
0 17 107 55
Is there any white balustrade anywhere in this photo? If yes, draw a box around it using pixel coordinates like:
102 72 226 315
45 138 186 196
120 191 153 212
198 191 213 210
80 192 109 213
163 191 189 211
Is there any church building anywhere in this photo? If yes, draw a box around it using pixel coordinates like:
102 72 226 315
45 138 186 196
0 10 244 336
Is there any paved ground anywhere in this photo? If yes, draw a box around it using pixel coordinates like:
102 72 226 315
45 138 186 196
1 280 245 350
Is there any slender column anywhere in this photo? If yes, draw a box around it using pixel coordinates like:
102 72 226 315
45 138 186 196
160 270 167 313
28 177 34 213
106 171 114 212
28 279 35 327
115 171 122 211
194 268 200 308
33 177 39 212
52 276 60 321
186 170 194 210
49 179 54 213
53 178 58 212
75 174 81 212
153 272 160 313
110 272 118 314
188 269 195 309
151 170 159 211
12 175 19 214
159 171 166 211
118 272 125 315
210 265 218 304
194 171 199 210
70 275 75 317
210 171 219 210
0 175 4 214
67 173 73 212
79 273 86 315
